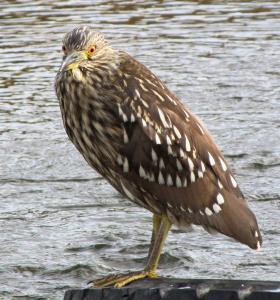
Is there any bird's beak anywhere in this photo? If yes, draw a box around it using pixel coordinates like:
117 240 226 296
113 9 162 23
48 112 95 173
59 51 88 72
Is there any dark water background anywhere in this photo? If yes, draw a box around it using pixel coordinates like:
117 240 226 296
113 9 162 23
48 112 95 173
1 1 280 299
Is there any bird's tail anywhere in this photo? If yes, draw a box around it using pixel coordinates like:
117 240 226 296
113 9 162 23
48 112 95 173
204 190 262 250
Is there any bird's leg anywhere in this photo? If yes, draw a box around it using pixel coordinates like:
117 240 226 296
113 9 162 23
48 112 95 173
147 214 162 259
91 215 171 288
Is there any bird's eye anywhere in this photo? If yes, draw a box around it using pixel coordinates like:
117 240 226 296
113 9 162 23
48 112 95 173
87 45 96 57
62 45 66 53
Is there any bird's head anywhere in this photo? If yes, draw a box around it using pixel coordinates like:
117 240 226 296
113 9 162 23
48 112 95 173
59 25 114 74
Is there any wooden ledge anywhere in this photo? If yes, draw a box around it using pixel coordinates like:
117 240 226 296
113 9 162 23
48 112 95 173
64 278 280 300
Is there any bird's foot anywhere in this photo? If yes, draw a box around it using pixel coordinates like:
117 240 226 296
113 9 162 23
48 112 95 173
90 270 158 288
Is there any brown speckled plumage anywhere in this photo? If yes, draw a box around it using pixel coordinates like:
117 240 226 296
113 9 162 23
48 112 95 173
55 26 262 257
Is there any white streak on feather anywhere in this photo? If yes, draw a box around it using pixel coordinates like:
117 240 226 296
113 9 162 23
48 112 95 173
190 172 195 183
230 175 238 188
155 133 161 144
159 158 165 169
158 108 170 128
213 203 222 213
208 152 216 166
117 154 123 165
135 89 140 98
166 174 173 186
158 171 165 185
139 165 146 178
166 135 172 145
219 157 227 171
216 193 225 205
153 89 165 102
176 159 183 171
176 175 182 187
173 125 182 139
198 171 203 178
218 179 223 189
201 161 206 172
185 135 191 152
205 207 213 216
123 128 128 143
151 148 158 162
188 157 194 171
123 158 129 173
141 98 149 108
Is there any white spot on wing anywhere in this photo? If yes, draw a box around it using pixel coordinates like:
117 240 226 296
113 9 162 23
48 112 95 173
213 203 222 213
155 133 161 144
185 135 191 152
117 154 123 165
218 179 223 189
173 126 181 139
168 145 173 155
123 157 129 173
188 157 194 171
190 172 195 183
176 175 182 187
141 99 149 108
130 113 136 122
140 83 148 92
179 148 185 158
153 89 165 102
198 171 203 178
118 104 128 122
166 94 177 105
201 161 206 172
184 110 189 118
159 158 165 169
216 193 224 205
135 88 140 98
120 181 135 201
158 108 170 128
166 135 172 145
151 148 158 162
176 159 183 171
197 123 205 135
123 128 129 143
166 174 173 186
219 157 227 171
158 171 165 185
208 152 215 166
139 164 146 178
230 175 238 188
205 207 213 216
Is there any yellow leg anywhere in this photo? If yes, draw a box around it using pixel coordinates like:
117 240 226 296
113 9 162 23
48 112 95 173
144 215 171 275
91 214 172 288
147 214 162 259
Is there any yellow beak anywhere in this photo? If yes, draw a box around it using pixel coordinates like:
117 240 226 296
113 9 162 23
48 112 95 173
60 51 88 72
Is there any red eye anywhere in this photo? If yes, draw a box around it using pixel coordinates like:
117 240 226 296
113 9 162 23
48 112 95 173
87 45 96 56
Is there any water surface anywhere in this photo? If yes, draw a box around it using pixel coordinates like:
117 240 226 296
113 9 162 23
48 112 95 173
1 1 280 299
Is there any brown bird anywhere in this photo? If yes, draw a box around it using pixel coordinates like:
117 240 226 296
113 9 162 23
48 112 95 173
55 26 262 288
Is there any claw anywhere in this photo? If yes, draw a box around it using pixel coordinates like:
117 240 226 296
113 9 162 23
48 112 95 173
90 270 158 288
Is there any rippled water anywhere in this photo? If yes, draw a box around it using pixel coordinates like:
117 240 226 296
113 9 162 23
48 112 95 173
1 1 280 299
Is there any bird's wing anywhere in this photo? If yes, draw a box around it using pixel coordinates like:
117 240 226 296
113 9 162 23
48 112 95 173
110 53 261 249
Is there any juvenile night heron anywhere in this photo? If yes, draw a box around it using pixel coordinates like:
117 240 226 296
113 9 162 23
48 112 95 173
55 26 262 288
